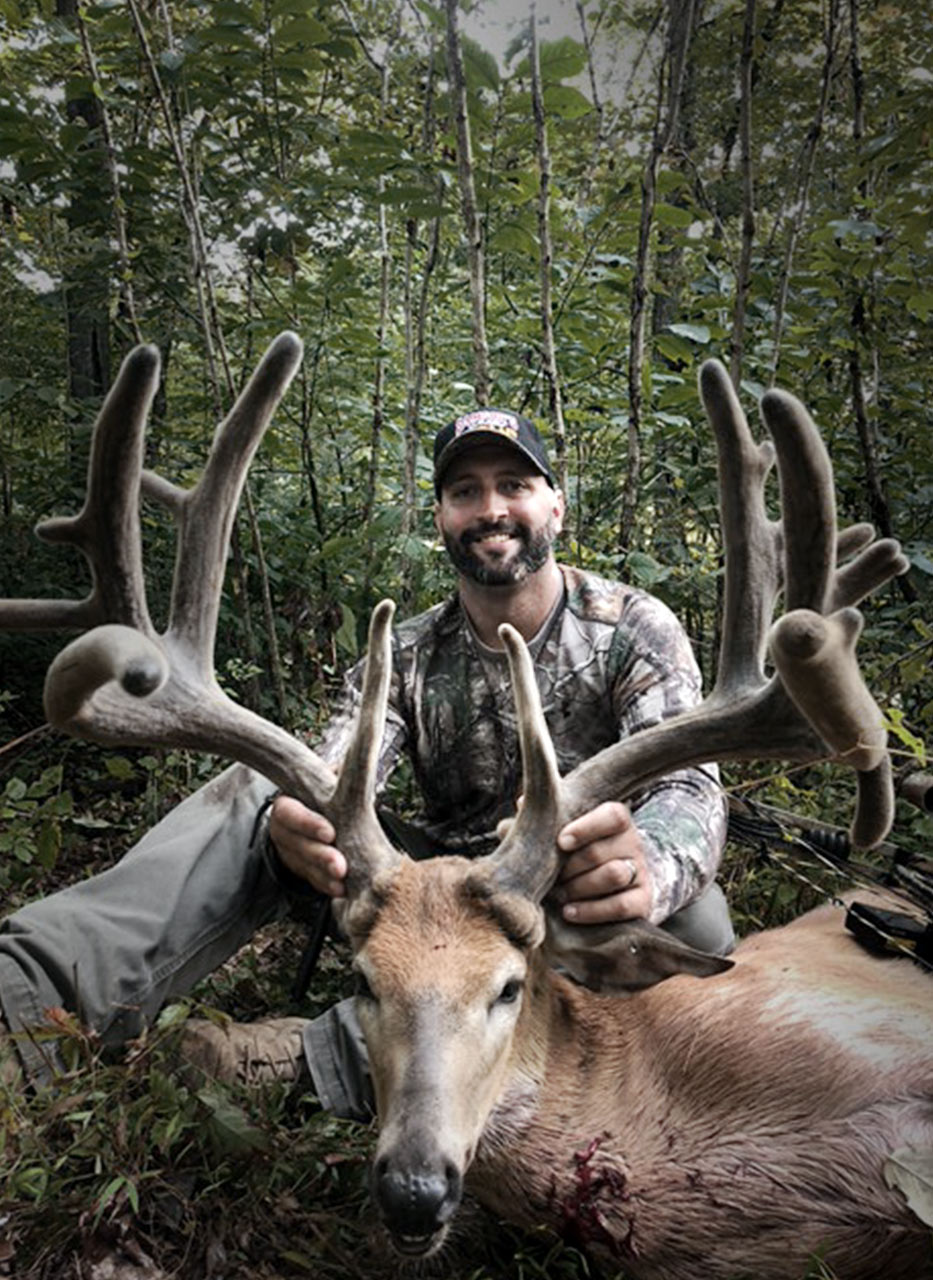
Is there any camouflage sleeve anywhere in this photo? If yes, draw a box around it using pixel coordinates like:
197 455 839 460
610 594 728 924
630 767 728 924
313 656 408 794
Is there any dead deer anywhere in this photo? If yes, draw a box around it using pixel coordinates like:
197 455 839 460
2 334 931 1280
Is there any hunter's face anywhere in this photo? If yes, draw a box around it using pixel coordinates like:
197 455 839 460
435 446 564 587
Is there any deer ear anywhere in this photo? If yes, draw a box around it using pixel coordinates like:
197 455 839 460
544 914 734 994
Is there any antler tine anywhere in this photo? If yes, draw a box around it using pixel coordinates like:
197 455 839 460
485 622 565 902
760 388 836 614
142 331 304 678
832 537 909 609
329 600 404 893
0 345 161 634
769 606 894 849
698 360 780 697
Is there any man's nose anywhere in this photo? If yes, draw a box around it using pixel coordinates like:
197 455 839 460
476 485 509 521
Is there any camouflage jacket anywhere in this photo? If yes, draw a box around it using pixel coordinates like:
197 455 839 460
317 565 727 923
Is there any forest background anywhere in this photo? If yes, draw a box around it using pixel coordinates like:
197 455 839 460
0 0 931 1277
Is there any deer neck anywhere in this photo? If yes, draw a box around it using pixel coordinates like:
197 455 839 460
478 951 644 1162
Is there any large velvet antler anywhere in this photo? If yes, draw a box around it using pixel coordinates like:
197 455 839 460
0 336 401 892
486 360 908 901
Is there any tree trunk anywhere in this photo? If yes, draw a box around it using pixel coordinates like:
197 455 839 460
730 0 757 388
402 31 442 560
845 0 915 602
57 0 111 490
769 0 841 382
530 4 569 509
75 6 142 348
130 0 290 719
619 0 697 559
575 0 608 212
445 0 490 404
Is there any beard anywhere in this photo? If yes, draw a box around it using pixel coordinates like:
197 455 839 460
443 516 558 586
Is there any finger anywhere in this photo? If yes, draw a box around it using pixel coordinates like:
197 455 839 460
562 885 652 925
559 859 639 903
559 828 643 880
275 836 348 897
271 794 336 844
558 801 632 852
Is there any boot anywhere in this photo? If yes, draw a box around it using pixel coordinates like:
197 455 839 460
179 1016 310 1088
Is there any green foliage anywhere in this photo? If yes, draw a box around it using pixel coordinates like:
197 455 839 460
0 763 71 884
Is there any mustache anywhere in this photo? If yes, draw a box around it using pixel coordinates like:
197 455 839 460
461 520 526 546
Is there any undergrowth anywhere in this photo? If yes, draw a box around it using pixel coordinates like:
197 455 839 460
2 737 926 1278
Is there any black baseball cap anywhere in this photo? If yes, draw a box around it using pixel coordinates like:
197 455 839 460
433 408 555 496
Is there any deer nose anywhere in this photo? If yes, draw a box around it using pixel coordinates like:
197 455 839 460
374 1155 463 1240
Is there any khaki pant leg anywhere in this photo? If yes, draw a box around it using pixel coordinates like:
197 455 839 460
0 764 283 1082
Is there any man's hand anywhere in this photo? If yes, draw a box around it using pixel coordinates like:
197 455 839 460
555 801 654 924
269 796 348 898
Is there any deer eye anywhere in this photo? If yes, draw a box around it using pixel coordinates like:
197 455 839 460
495 978 523 1006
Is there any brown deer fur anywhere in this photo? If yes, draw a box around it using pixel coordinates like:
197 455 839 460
353 861 933 1279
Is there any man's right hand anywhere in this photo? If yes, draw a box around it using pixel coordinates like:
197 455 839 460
268 796 348 898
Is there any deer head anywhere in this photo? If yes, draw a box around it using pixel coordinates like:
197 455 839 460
0 336 909 1256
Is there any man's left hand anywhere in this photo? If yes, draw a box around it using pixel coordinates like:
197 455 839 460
555 801 654 924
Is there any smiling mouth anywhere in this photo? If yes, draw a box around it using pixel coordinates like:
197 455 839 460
466 528 521 549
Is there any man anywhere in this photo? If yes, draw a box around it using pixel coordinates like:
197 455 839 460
0 408 730 1102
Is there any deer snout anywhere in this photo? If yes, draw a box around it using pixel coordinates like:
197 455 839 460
373 1152 463 1254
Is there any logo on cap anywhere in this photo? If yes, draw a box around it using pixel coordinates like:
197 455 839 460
453 410 520 441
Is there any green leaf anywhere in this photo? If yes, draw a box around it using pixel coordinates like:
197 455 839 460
156 1002 192 1031
666 322 711 344
461 35 500 92
538 36 587 81
907 292 933 321
489 220 537 254
104 755 135 781
884 709 926 765
158 50 186 72
0 378 21 406
28 765 62 797
654 202 695 228
5 777 27 802
202 23 258 49
277 16 331 45
36 820 60 870
543 84 592 121
94 1175 130 1226
826 217 883 240
198 1089 270 1154
655 333 693 363
625 550 672 589
379 184 438 207
336 603 357 659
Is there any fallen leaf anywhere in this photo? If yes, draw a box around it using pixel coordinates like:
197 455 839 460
884 1148 933 1227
